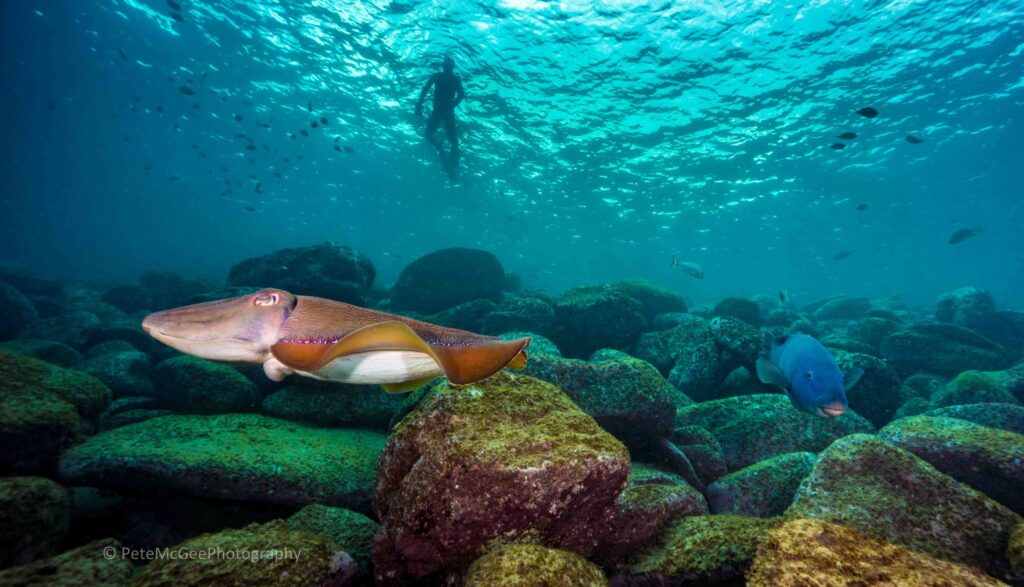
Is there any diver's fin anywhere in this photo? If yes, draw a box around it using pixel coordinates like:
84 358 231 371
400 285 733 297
756 357 789 387
382 376 437 394
311 321 440 371
844 367 865 391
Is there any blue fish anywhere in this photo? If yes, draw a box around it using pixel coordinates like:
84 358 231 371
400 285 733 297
755 332 862 418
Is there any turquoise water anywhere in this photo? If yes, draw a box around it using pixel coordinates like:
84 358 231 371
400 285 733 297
3 0 1023 307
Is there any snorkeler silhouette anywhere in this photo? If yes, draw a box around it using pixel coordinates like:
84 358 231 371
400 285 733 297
415 56 464 180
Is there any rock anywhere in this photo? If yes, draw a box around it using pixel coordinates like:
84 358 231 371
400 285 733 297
90 322 173 361
98 396 175 431
811 295 872 321
1011 521 1024 578
481 295 557 336
418 298 496 333
903 372 947 398
651 312 690 331
936 286 997 330
0 263 63 297
521 352 681 450
464 544 608 587
973 311 1024 358
0 351 111 474
58 413 385 509
85 340 137 357
226 243 375 305
631 313 714 376
374 372 629 583
706 452 816 517
608 280 687 322
153 356 260 413
0 538 132 586
711 297 760 327
0 283 38 340
748 518 1005 587
787 433 1021 579
880 415 1024 515
762 307 800 328
715 367 774 399
880 323 1008 377
660 426 729 490
18 311 101 349
287 504 378 571
923 403 1024 435
594 467 708 566
499 331 560 356
820 335 876 355
101 283 152 313
80 351 155 399
0 339 82 367
136 271 215 311
931 370 1021 408
0 476 71 568
892 396 932 420
675 394 873 470
130 520 358 587
552 286 647 358
708 315 762 373
261 379 404 429
390 247 504 313
848 316 903 351
609 515 780 586
830 350 902 427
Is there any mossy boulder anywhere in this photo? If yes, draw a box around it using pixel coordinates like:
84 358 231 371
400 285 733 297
86 340 137 357
708 315 762 374
848 316 903 352
416 298 497 333
58 413 385 509
631 315 721 403
748 518 1004 587
932 369 1022 408
499 331 560 356
711 297 761 327
893 396 932 421
0 538 132 586
811 295 872 321
609 515 780 585
0 476 71 568
98 396 176 431
287 504 378 571
18 311 101 349
152 356 260 414
552 286 647 358
130 520 358 587
80 351 155 399
481 295 557 336
707 452 816 518
0 351 111 474
261 379 404 429
374 372 630 584
0 283 39 340
923 403 1024 435
1010 521 1024 578
880 323 1008 377
522 352 683 450
464 544 607 587
0 339 82 367
936 286 996 330
880 416 1024 515
227 243 375 306
390 247 504 313
607 280 686 323
787 433 1021 579
831 350 902 427
675 394 874 470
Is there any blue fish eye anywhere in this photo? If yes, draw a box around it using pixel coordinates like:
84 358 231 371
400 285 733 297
804 371 813 379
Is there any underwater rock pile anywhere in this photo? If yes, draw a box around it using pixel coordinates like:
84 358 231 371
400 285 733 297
0 249 1023 585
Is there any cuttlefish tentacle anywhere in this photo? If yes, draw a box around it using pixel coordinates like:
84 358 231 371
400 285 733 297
141 287 530 392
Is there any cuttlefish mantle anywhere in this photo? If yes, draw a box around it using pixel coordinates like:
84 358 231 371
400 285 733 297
141 288 530 393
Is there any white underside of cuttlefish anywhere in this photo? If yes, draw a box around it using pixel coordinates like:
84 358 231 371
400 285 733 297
142 288 530 393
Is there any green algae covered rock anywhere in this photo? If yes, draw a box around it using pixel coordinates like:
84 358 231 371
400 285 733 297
879 416 1024 515
522 352 683 450
610 515 781 585
481 296 558 337
893 396 932 420
0 339 82 367
880 322 1008 377
675 394 874 470
707 452 816 518
748 518 1004 587
0 350 111 474
1010 521 1024 578
787 433 1021 579
374 372 630 584
58 413 385 509
924 402 1024 435
0 476 71 568
465 544 607 587
262 379 404 429
831 349 903 427
18 310 101 350
0 538 132 586
130 520 357 587
932 369 1021 408
552 286 647 358
287 504 378 570
712 297 761 327
607 279 687 322
81 350 155 399
153 356 260 414
499 330 560 356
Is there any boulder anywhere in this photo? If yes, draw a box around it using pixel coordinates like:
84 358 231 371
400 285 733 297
287 504 378 572
85 340 137 357
831 350 902 427
261 379 404 429
880 323 1008 377
708 315 762 373
0 538 132 586
130 521 358 587
58 413 385 509
98 396 175 431
787 433 1021 579
931 370 1021 408
101 283 153 313
480 295 557 336
137 271 214 311
552 286 647 358
631 315 716 386
711 297 760 327
607 280 686 322
0 351 111 474
1011 521 1024 578
0 339 82 367
374 372 629 583
748 518 1004 587
0 263 63 297
0 283 38 340
153 356 260 414
675 394 873 470
714 367 774 399
923 403 1024 435
464 544 608 587
390 247 504 313
499 331 560 356
848 316 903 352
0 476 71 568
226 243 375 304
416 298 496 333
936 286 996 330
80 351 155 399
811 295 872 321
706 452 816 517
18 311 101 349
880 415 1024 515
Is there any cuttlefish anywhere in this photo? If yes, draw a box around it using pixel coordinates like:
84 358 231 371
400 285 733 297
141 288 531 392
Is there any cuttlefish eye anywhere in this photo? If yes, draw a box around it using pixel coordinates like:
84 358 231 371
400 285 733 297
254 293 280 306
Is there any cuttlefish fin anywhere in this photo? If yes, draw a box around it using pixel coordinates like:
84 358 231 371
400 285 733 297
382 376 437 394
431 337 531 384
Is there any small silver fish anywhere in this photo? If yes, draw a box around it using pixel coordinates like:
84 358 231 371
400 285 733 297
671 256 704 279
